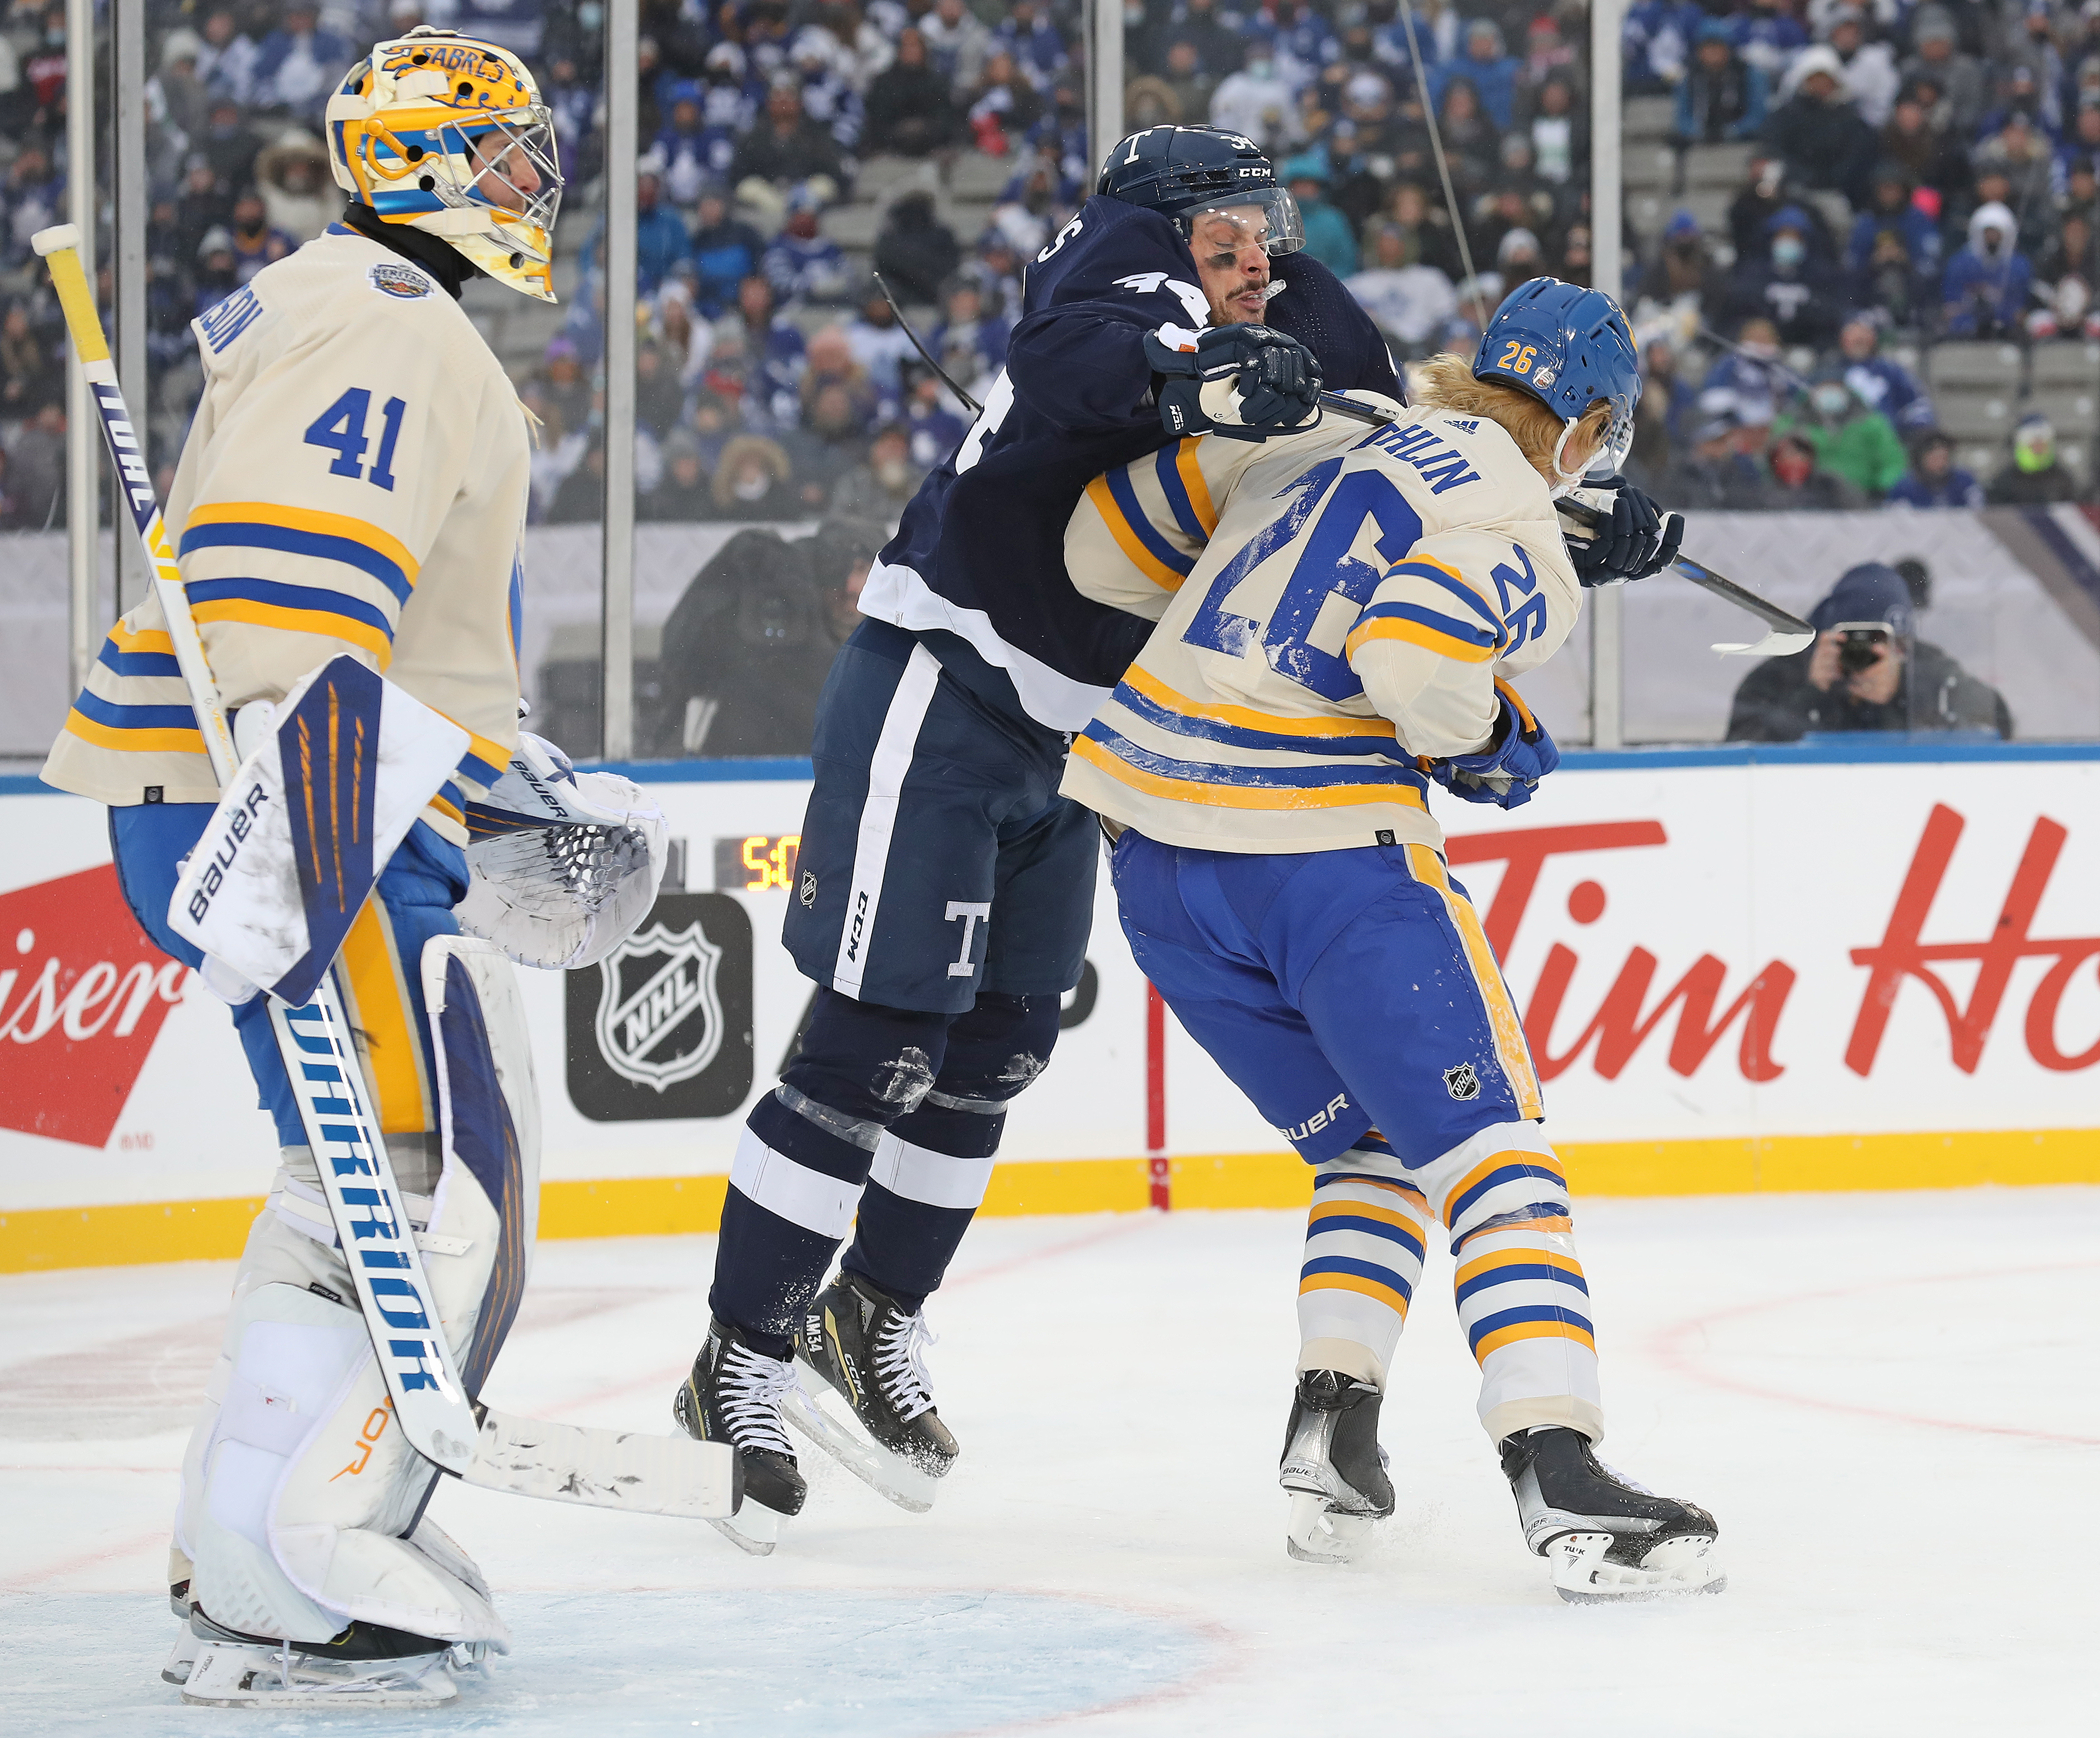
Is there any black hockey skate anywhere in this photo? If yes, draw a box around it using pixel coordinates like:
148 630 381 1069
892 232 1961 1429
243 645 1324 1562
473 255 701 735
673 1317 806 1556
1279 1369 1395 1563
789 1271 957 1513
1499 1426 1725 1602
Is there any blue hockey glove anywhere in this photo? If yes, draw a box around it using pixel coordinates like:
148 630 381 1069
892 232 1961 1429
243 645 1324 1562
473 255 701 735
1426 680 1560 810
1144 324 1322 442
1566 476 1684 587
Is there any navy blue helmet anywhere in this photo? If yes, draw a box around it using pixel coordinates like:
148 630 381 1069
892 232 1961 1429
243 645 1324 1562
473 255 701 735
1098 126 1305 257
1476 277 1641 480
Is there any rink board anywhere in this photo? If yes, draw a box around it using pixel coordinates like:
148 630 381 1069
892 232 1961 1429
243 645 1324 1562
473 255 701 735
1 744 2096 1270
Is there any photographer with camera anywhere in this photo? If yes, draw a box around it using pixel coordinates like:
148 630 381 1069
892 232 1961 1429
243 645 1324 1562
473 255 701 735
1724 562 2012 741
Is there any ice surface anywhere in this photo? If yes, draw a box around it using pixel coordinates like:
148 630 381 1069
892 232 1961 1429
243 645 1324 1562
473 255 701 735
2 1188 2094 1736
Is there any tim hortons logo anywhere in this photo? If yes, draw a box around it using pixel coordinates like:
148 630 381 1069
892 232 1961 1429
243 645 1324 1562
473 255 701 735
594 919 726 1091
1446 804 2099 1083
0 866 188 1146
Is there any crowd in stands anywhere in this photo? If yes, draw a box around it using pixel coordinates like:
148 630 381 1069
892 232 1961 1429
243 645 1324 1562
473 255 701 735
1 0 2096 534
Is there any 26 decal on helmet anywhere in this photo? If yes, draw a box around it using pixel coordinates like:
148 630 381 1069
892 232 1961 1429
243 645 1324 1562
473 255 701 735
1474 277 1641 489
326 26 563 302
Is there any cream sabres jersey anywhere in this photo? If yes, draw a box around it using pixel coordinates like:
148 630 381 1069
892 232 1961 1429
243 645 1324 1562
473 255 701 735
42 226 532 842
1060 392 1582 856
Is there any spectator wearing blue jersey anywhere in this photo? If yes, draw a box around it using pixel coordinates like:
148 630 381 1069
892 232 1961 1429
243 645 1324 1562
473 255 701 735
245 2 349 127
1623 0 1701 93
991 0 1068 92
1431 18 1522 131
1844 161 1941 281
1836 314 1934 434
629 155 703 296
927 272 1010 398
899 361 969 472
1247 0 1341 91
763 189 854 305
1280 152 1358 277
1943 201 2033 337
656 81 736 209
1886 430 1985 507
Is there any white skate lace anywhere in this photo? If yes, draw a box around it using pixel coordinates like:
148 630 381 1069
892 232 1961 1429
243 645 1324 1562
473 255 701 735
718 1340 799 1457
872 1310 937 1424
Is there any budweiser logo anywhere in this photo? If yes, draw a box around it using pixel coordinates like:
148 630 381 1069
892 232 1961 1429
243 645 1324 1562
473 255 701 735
0 865 188 1147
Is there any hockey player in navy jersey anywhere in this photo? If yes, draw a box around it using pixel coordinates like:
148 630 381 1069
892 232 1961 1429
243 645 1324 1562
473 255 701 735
1060 279 1720 1600
672 127 1402 1550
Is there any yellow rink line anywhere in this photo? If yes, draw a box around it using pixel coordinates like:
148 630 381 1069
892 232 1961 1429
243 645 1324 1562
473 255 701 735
2 1128 2095 1274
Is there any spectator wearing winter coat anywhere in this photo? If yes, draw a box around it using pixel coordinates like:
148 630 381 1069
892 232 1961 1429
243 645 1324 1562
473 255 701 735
1942 202 2033 338
1726 561 2013 741
1820 6 1900 127
1674 22 1769 146
1835 315 1933 433
253 130 331 244
873 192 962 307
1210 41 1302 151
830 419 924 527
845 284 916 397
730 81 848 196
1886 431 1985 507
1659 409 1778 510
1700 316 1792 427
1761 46 1880 205
964 52 1045 153
1879 85 1970 199
620 159 700 297
708 434 798 521
864 29 959 156
1901 7 1989 137
1430 18 1522 130
1765 429 1868 507
1727 153 1840 266
1281 154 1359 278
1346 222 1459 353
920 0 993 93
992 0 1070 92
1526 74 1589 187
1725 206 1847 348
642 432 716 522
1988 413 2083 503
690 186 767 315
1777 367 1910 497
1844 162 1941 280
927 275 1011 396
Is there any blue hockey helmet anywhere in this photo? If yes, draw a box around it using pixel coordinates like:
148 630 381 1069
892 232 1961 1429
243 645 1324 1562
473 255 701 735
1098 125 1305 257
1475 277 1641 483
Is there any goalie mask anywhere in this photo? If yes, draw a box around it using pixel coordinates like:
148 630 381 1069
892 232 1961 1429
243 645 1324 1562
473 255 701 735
455 734 669 970
327 27 563 302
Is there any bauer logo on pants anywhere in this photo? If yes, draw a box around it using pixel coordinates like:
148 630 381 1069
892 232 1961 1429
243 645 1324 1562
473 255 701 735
565 893 754 1121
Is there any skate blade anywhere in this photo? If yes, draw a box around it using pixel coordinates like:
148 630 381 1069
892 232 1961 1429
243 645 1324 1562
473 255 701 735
179 1640 458 1708
708 1501 784 1557
784 1365 942 1514
1284 1490 1377 1564
159 1633 197 1686
1548 1531 1728 1604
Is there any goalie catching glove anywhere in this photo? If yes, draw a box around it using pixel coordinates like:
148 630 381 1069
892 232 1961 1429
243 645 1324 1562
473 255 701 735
454 732 669 970
1561 475 1683 587
1144 323 1322 442
1424 680 1559 811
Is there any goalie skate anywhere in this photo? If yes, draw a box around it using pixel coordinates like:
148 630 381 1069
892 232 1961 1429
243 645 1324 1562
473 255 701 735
1279 1369 1395 1564
177 1613 478 1709
1500 1426 1726 1604
789 1273 956 1514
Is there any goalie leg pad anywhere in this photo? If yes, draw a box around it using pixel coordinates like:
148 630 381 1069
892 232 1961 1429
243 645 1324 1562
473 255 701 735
178 938 537 1647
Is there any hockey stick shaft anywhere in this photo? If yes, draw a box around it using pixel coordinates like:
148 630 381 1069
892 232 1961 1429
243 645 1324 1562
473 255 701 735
35 223 481 1473
873 269 984 416
35 224 736 1519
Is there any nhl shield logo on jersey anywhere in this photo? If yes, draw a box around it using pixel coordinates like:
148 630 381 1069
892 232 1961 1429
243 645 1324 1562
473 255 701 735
368 261 433 300
565 893 754 1121
1443 1062 1482 1102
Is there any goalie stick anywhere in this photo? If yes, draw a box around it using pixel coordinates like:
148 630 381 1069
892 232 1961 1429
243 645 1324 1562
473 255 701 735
33 224 737 1523
1314 390 1814 657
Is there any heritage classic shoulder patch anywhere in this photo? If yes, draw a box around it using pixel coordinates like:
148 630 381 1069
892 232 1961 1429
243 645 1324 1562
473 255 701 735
368 261 433 300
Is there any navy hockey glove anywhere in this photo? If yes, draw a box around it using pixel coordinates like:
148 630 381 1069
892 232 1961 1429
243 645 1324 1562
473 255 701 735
1144 324 1322 442
1565 477 1684 587
1425 680 1560 810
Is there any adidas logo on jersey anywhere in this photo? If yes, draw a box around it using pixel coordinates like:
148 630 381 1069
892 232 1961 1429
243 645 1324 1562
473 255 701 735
1446 418 1480 433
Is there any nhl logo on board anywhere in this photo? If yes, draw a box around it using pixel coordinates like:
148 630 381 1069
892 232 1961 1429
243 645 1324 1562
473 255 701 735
595 921 725 1092
1442 1062 1482 1102
368 261 433 299
565 893 754 1121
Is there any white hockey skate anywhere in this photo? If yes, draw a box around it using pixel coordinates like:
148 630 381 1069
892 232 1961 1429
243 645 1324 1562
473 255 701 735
1501 1427 1726 1604
1280 1370 1394 1564
175 1610 488 1709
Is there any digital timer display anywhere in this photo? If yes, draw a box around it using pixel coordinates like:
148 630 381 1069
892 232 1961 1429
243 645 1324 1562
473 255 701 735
715 834 801 892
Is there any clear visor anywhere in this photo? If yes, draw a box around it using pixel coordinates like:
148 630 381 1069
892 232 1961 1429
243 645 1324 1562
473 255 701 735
442 106 563 238
1550 398 1636 495
1180 187 1305 262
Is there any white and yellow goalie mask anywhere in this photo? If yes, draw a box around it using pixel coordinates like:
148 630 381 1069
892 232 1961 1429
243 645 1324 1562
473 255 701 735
326 26 563 302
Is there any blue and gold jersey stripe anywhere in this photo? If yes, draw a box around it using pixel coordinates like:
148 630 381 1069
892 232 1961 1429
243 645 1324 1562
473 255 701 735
1073 726 1428 813
1114 667 1401 758
181 503 420 604
1086 469 1196 591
